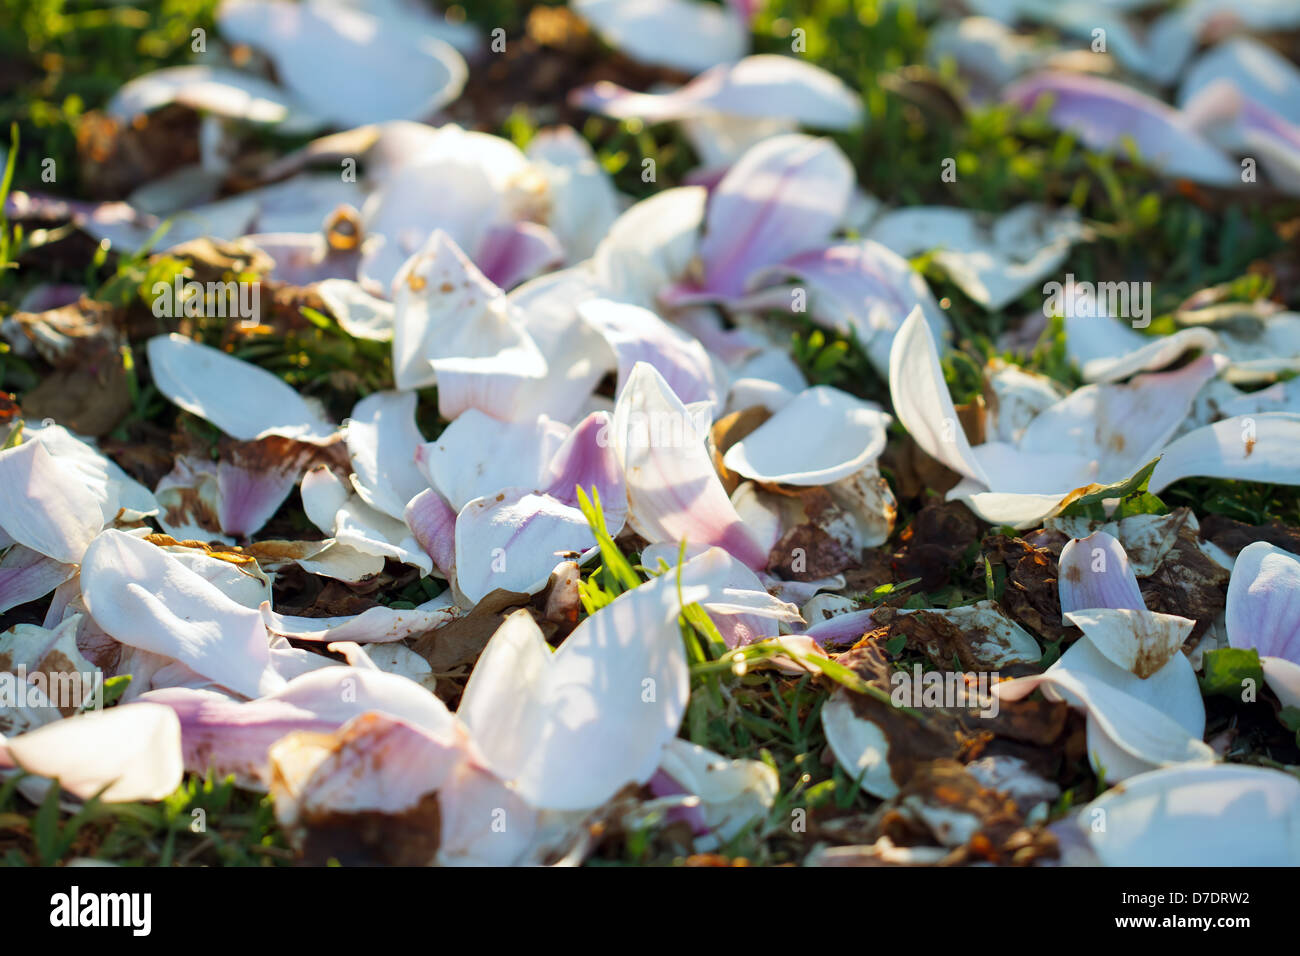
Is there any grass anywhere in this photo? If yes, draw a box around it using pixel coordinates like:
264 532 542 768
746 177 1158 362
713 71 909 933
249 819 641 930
3 0 1300 865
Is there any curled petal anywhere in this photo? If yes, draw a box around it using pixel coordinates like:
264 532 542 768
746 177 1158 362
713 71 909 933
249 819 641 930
572 0 747 74
404 488 457 580
889 308 989 486
573 55 862 131
1058 531 1146 613
722 386 888 486
578 298 721 410
612 362 767 569
1225 541 1300 662
681 134 854 302
345 390 428 521
454 491 594 604
218 0 466 129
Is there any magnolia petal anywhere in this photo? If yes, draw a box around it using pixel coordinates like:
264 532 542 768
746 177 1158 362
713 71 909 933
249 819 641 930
578 298 721 410
0 547 77 615
390 230 537 391
80 530 282 699
142 663 456 787
868 203 1082 311
1003 72 1240 186
1003 666 1211 781
454 491 595 605
267 712 465 863
541 411 627 527
476 221 565 291
458 555 716 810
316 279 395 341
420 409 570 512
332 497 434 576
588 186 706 309
22 421 158 522
1149 414 1300 493
141 686 337 788
154 457 226 543
5 703 182 802
295 540 386 582
745 239 949 374
360 161 498 295
573 55 862 131
507 270 616 422
1083 765 1300 866
259 600 459 645
889 307 990 486
345 390 427 521
156 542 273 610
525 127 620 262
1225 541 1300 662
1179 37 1300 131
655 738 778 842
147 333 337 444
1020 355 1223 480
723 386 888 486
404 488 456 580
218 0 467 129
642 542 801 647
107 64 310 127
0 439 105 564
612 362 767 569
1262 657 1300 710
300 464 351 534
573 0 747 74
218 439 316 538
686 134 855 302
821 694 898 799
1065 608 1195 679
1058 531 1146 613
1066 311 1218 384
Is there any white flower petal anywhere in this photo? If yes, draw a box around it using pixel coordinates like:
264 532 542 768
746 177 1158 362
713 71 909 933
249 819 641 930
0 439 103 563
723 386 888 486
574 55 863 131
1225 541 1300 662
613 362 767 569
869 203 1082 311
888 307 989 486
1150 413 1300 493
217 0 467 128
81 529 283 699
345 390 427 521
5 703 183 802
454 491 595 604
458 553 720 810
1084 765 1300 866
420 409 570 512
573 0 747 74
147 333 337 444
